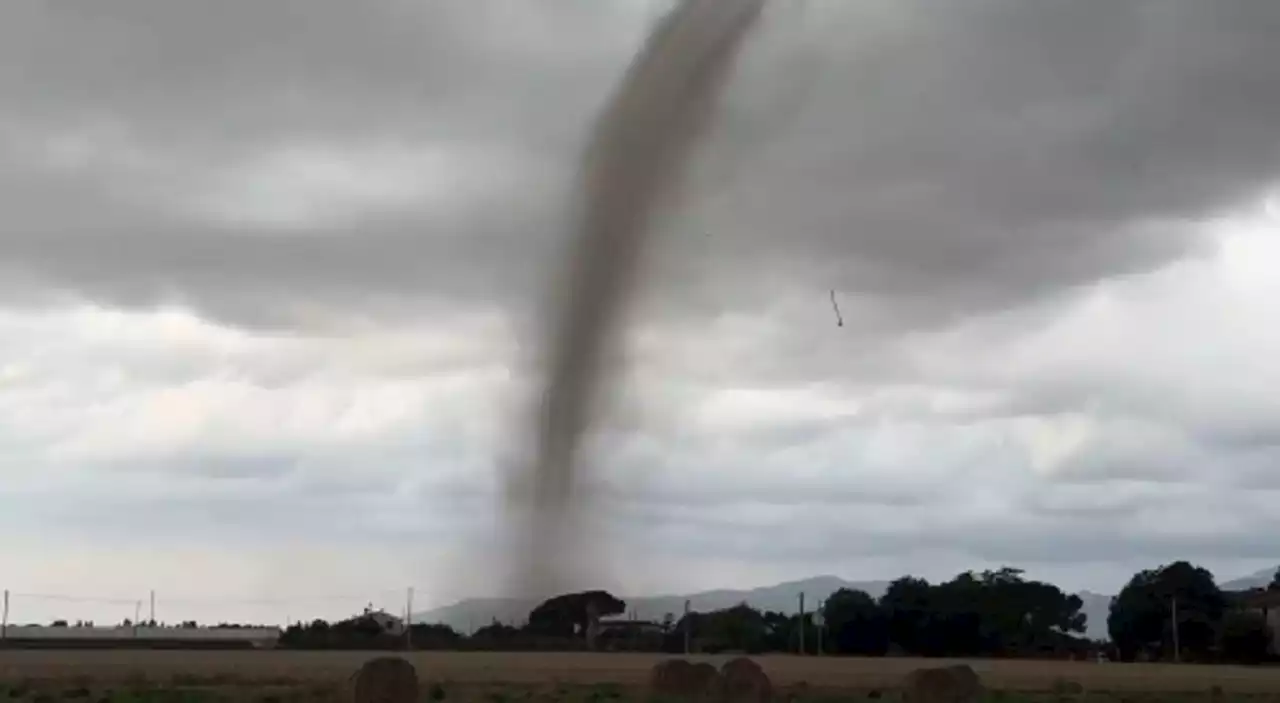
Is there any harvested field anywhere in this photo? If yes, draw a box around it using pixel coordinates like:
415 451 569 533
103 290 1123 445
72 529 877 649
1 652 1280 695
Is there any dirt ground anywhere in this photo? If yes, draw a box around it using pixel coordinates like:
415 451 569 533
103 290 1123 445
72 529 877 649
2 651 1280 695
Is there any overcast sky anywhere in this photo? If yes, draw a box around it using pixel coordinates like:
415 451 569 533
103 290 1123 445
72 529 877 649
2 0 1280 627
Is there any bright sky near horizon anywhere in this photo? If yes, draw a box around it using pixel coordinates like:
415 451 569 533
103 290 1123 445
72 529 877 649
1 1 1279 626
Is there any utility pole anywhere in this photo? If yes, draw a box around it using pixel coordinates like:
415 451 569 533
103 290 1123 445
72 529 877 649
798 592 806 655
133 600 142 637
683 599 691 655
816 598 824 656
405 587 414 650
1171 595 1181 663
149 590 155 625
2 589 8 640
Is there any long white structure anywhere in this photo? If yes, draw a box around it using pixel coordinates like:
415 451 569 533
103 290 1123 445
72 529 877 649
1 625 280 646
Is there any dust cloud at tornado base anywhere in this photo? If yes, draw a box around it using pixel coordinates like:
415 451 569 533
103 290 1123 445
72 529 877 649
500 0 767 601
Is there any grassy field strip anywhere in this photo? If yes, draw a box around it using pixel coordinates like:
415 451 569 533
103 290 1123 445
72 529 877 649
2 652 1280 693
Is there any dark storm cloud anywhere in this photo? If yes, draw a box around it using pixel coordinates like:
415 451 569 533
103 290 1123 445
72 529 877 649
0 1 637 140
2 1 1278 332
672 0 1280 316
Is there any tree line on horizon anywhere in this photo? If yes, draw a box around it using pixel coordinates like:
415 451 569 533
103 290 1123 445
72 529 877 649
272 562 1279 664
23 562 1278 664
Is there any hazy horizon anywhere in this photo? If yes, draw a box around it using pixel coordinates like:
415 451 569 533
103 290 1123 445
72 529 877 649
5 563 1275 629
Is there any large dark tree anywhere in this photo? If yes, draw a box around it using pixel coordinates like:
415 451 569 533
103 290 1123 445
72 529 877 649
879 576 935 655
669 605 816 654
972 568 1085 655
823 588 888 655
526 590 625 644
682 603 769 653
928 572 987 655
1219 610 1273 664
761 610 796 653
1108 561 1226 662
878 569 1086 657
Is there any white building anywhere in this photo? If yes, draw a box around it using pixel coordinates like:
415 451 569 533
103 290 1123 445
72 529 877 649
364 610 406 636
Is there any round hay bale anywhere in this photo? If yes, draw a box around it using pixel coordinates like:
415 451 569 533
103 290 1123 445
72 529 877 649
688 662 722 695
352 657 419 703
650 659 701 698
901 665 982 703
719 657 772 703
944 666 982 697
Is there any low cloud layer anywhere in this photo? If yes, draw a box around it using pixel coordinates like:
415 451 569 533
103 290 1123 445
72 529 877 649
1 0 1279 625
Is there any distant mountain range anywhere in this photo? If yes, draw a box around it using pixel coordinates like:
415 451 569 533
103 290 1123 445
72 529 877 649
415 566 1278 641
1221 566 1278 591
413 576 878 634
